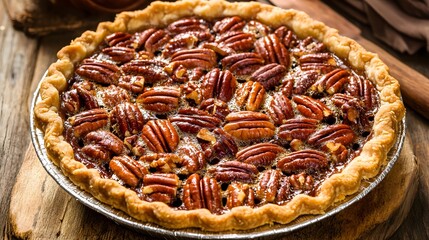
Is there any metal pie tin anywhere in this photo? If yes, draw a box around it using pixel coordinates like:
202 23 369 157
30 74 406 239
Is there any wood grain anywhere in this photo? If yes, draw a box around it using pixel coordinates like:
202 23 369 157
0 6 38 239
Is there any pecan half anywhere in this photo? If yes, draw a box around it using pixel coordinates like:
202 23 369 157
250 63 287 90
83 130 125 155
121 59 168 83
236 143 284 166
212 161 258 183
256 169 285 203
76 59 120 85
308 124 355 147
68 108 109 138
268 93 294 125
105 32 133 47
183 173 222 214
142 173 179 204
277 149 328 174
118 75 145 94
235 81 266 111
110 155 146 187
213 16 245 34
167 18 209 35
293 95 332 121
221 52 264 76
177 143 205 173
278 118 319 141
274 26 297 48
169 108 221 134
311 68 349 94
276 175 292 203
345 76 378 111
216 31 255 52
224 111 275 140
80 144 110 162
81 130 125 162
289 172 314 191
100 85 130 109
141 120 179 153
226 182 255 209
111 102 144 138
168 48 217 71
102 46 135 64
133 28 170 53
201 68 237 102
299 52 336 73
199 98 230 120
137 86 180 113
255 34 290 67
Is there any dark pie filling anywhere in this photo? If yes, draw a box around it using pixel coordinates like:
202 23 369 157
60 16 379 214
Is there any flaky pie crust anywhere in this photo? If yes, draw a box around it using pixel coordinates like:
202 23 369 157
34 0 405 231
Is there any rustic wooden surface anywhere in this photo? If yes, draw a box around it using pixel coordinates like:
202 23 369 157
1 0 428 239
2 0 114 36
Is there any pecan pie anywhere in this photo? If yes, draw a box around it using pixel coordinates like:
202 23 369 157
34 0 405 231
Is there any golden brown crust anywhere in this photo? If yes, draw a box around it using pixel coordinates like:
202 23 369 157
34 0 405 231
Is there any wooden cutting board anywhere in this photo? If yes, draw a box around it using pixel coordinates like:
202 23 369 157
6 0 423 239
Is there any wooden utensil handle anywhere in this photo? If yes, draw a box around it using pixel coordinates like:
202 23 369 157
399 78 429 119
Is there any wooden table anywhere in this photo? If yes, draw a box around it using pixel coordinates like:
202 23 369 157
1 1 428 239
